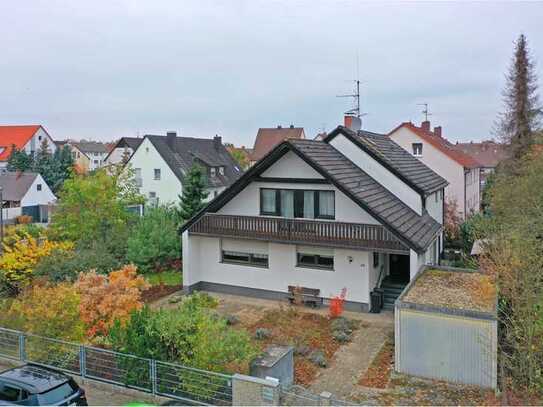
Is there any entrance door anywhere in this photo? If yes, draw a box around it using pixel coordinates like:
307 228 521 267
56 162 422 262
389 254 410 283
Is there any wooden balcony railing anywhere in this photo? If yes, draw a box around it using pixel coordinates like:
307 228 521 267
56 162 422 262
188 214 409 253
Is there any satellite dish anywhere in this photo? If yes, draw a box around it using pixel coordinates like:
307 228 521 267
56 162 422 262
351 116 362 131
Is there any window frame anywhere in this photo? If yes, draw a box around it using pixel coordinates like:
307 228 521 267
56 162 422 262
373 252 379 268
412 143 423 157
296 252 334 271
221 250 269 268
154 168 161 180
37 184 42 191
259 188 335 220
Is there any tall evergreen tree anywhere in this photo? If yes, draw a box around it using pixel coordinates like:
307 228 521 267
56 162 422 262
7 145 34 172
497 34 542 160
176 164 209 223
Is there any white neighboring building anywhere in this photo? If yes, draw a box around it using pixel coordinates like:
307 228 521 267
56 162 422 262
0 125 57 170
125 132 243 206
180 125 448 312
0 172 56 223
388 121 481 219
104 137 143 166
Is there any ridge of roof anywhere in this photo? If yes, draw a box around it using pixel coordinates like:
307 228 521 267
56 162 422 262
0 125 42 161
389 122 481 168
180 138 441 252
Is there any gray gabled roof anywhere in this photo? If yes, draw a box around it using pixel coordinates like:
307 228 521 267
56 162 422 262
290 139 442 251
146 135 243 188
325 127 448 196
0 172 39 201
72 141 108 154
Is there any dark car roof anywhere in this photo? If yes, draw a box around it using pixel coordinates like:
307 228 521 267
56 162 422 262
0 364 69 393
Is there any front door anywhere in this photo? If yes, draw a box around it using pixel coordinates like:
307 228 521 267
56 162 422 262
389 254 410 283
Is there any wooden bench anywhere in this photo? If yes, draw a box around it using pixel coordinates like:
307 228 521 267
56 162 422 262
287 286 323 308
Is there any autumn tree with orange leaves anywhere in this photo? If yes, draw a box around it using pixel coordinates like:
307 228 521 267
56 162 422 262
76 265 149 338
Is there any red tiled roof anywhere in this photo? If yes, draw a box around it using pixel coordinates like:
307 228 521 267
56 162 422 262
388 122 481 168
0 125 41 161
250 127 305 162
455 141 510 168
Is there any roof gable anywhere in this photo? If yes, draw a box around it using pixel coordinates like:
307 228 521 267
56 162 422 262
389 122 481 168
0 125 41 161
0 172 39 201
181 138 441 252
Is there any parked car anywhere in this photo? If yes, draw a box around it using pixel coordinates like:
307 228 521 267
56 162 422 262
0 364 87 406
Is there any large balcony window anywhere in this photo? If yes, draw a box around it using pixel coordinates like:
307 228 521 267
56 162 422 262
260 188 335 220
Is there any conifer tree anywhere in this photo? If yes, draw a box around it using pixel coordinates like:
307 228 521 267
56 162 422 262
497 34 542 160
7 145 33 172
176 164 209 223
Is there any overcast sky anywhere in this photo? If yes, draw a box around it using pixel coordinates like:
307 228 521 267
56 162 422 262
1 1 542 146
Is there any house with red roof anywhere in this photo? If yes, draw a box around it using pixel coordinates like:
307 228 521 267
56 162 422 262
249 125 305 166
0 125 57 169
388 121 481 219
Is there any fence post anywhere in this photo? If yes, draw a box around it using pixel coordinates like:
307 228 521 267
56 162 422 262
150 359 157 395
79 346 86 378
18 333 26 362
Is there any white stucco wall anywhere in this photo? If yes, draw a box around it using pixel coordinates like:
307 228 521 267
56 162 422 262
21 174 56 206
184 235 375 305
465 168 481 215
329 134 422 215
425 190 444 224
87 152 108 171
389 127 470 218
127 137 183 204
262 151 323 178
23 127 57 156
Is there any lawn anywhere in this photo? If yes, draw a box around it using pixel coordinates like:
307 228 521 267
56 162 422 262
237 306 359 386
141 271 183 303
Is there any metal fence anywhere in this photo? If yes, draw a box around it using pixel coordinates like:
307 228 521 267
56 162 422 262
0 327 232 405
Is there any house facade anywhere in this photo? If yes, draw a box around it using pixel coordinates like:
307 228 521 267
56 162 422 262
104 137 143 166
249 126 305 166
0 172 56 223
180 126 447 312
126 132 243 206
69 142 108 172
388 121 481 219
0 125 57 170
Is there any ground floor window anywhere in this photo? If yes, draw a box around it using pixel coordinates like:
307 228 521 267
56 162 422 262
296 246 334 270
221 238 269 268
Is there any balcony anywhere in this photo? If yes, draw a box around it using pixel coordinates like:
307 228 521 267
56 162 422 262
188 214 409 253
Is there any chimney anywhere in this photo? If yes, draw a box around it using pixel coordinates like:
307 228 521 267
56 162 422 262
166 131 177 149
344 115 354 129
289 124 294 129
433 126 442 138
277 125 282 129
421 121 431 132
213 135 222 150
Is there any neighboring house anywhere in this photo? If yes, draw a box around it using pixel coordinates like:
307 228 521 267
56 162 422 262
388 121 481 219
0 125 57 170
104 137 144 166
454 140 510 202
126 131 243 206
249 125 305 166
70 141 109 171
180 125 448 312
0 172 56 223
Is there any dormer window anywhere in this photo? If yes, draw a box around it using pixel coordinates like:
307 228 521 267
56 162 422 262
218 166 225 175
412 143 423 157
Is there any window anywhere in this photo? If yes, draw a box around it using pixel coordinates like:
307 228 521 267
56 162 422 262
38 135 42 141
260 189 335 219
149 192 156 198
154 168 161 180
37 184 42 191
214 190 218 198
296 246 334 270
210 167 216 177
93 160 98 165
221 239 269 267
373 252 380 268
0 384 23 402
219 166 225 175
412 143 423 156
37 383 75 405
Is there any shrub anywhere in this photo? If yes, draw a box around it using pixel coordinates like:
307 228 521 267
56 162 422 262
330 317 354 334
0 282 84 341
76 265 149 339
254 328 272 340
126 206 180 273
182 291 218 310
35 246 121 283
0 234 74 292
308 350 327 367
16 215 32 224
332 331 351 343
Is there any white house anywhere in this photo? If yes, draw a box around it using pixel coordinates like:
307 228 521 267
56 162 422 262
388 121 481 219
0 172 56 223
0 125 57 170
125 131 243 206
104 137 143 166
180 125 448 312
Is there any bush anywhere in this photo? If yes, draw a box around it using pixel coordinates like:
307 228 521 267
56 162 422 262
330 317 354 334
308 350 327 367
332 331 351 343
126 206 180 273
35 245 121 283
254 328 271 340
16 215 32 224
76 265 149 339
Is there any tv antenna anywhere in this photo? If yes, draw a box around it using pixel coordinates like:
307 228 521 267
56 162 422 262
417 103 432 121
337 80 365 118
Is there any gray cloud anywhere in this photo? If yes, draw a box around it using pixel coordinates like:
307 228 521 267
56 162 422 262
1 0 542 146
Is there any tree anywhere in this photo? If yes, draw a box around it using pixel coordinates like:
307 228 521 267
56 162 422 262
176 164 209 223
126 206 180 273
76 265 149 338
496 34 542 161
443 198 462 248
7 145 33 172
230 148 250 170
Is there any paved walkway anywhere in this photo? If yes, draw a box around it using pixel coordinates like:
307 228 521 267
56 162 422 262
309 324 392 399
